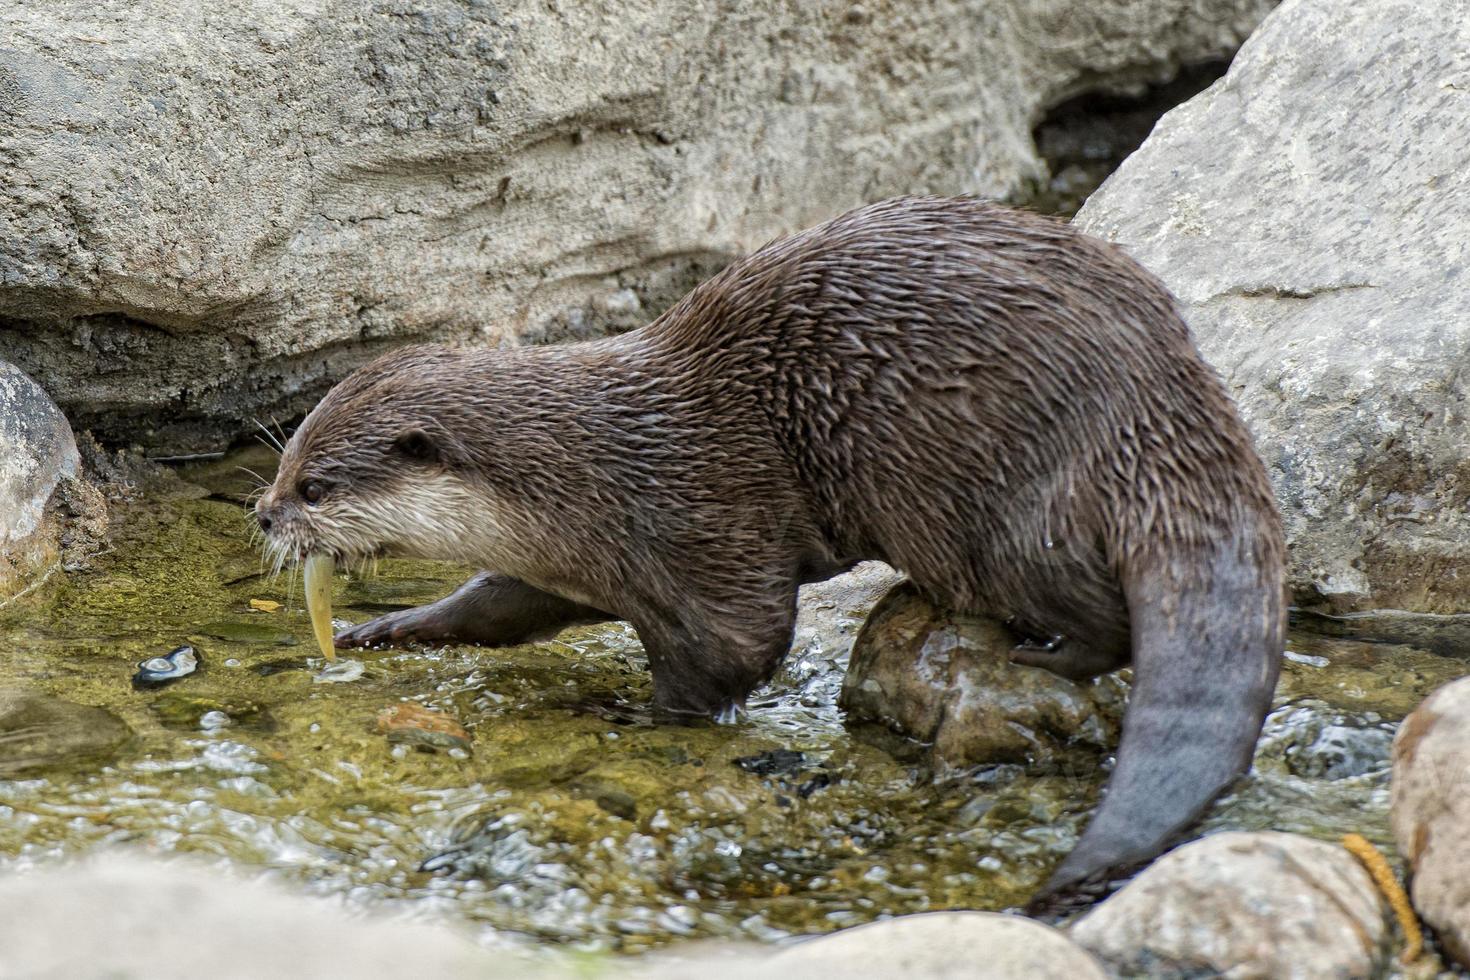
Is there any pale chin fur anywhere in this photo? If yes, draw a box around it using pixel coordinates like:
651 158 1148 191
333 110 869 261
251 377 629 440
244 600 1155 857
265 473 510 570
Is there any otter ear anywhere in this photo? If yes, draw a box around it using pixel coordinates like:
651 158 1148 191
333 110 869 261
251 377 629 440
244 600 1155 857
391 428 439 463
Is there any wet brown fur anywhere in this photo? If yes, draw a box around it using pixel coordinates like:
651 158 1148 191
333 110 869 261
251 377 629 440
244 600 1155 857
258 197 1286 906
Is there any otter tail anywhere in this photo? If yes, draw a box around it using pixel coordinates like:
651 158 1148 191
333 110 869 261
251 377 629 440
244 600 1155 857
1029 530 1283 912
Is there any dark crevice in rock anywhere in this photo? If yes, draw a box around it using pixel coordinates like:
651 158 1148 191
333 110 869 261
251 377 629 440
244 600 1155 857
1028 60 1231 217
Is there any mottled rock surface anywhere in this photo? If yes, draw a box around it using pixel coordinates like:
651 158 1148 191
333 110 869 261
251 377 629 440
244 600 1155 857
1069 831 1388 979
1078 0 1470 613
1391 677 1470 968
0 360 80 597
840 582 1125 767
769 911 1106 980
0 0 1274 452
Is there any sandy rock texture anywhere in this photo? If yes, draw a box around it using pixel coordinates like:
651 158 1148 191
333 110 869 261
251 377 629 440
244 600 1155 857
1077 0 1470 613
0 855 1110 979
768 911 1107 979
1391 677 1470 968
1069 831 1388 979
0 360 81 598
0 0 1274 452
0 855 534 979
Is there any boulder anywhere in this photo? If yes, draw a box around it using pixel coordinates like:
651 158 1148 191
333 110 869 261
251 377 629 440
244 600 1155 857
1069 831 1388 979
1077 0 1470 614
0 0 1275 452
0 854 535 979
768 911 1107 980
0 359 81 598
1391 677 1470 967
839 582 1125 767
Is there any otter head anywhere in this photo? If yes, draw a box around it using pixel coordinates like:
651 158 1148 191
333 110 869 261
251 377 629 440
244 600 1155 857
255 345 497 568
254 345 496 658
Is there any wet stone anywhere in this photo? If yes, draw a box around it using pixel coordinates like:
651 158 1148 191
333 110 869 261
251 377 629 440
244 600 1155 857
374 703 470 752
314 660 365 684
770 911 1107 979
839 582 1126 767
0 689 131 775
733 749 811 776
149 692 268 731
1391 677 1470 968
131 645 200 690
1256 703 1395 780
253 657 312 676
1069 831 1388 979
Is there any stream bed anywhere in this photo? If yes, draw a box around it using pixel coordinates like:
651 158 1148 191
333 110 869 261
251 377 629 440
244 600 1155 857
0 448 1463 954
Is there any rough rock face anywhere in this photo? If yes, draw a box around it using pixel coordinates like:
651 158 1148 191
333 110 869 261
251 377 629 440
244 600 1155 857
839 582 1126 767
769 911 1107 979
0 360 80 597
1077 0 1470 614
1391 677 1470 967
1069 831 1388 979
0 0 1275 452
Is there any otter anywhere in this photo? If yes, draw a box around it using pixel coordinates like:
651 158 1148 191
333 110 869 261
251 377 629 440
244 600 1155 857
255 196 1285 908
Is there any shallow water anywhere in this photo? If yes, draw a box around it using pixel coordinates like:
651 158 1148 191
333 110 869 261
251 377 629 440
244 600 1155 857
0 449 1463 953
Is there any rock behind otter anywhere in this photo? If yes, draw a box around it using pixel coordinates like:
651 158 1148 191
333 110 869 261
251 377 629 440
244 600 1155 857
257 197 1285 907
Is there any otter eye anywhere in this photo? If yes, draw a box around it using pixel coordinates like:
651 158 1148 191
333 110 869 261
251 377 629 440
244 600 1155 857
392 428 438 463
299 479 327 504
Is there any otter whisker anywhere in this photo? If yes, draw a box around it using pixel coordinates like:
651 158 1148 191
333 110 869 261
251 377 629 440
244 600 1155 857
252 419 285 454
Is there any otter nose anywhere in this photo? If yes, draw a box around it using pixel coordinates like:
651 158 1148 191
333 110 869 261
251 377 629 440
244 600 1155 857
255 495 278 534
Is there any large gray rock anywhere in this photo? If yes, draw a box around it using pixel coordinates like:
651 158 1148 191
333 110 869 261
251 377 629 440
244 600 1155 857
0 854 535 979
0 360 80 597
1069 831 1388 979
1391 677 1470 968
769 911 1107 980
0 0 1274 452
1077 0 1470 614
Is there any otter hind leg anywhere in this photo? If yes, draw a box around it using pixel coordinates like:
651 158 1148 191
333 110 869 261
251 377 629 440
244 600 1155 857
1010 637 1129 682
334 571 614 649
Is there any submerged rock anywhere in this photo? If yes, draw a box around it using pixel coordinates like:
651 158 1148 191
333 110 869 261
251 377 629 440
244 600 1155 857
0 360 83 600
375 702 471 753
840 582 1125 767
1391 677 1470 968
1078 0 1470 614
769 911 1106 979
0 689 131 775
1069 831 1388 979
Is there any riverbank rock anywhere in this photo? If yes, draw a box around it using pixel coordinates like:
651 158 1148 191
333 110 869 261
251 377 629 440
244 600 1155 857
1077 0 1470 614
839 582 1126 767
0 360 81 599
1069 831 1388 979
769 911 1106 980
1391 678 1470 967
0 0 1275 453
0 855 531 979
0 689 132 775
